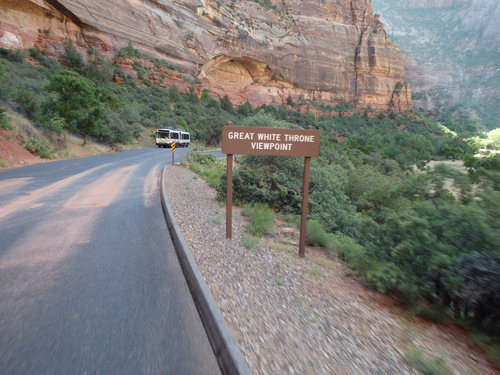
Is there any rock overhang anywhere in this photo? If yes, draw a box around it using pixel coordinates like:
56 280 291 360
201 55 273 85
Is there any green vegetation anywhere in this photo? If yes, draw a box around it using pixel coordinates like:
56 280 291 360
0 106 11 130
21 136 53 158
183 152 225 188
305 267 325 277
0 65 10 130
241 234 260 249
241 202 275 236
0 43 233 147
306 219 334 249
43 69 121 145
404 347 452 375
1 45 499 353
212 109 499 344
275 276 284 286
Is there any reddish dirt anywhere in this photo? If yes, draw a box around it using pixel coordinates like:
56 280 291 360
0 130 44 169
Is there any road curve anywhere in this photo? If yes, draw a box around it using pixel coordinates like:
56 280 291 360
0 148 221 374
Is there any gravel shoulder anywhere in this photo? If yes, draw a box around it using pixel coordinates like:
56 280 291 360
165 164 497 375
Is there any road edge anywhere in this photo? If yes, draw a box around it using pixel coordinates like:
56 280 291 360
160 165 252 375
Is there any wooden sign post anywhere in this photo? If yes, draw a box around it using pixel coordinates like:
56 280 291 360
222 122 320 257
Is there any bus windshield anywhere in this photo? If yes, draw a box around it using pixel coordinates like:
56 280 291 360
156 130 170 138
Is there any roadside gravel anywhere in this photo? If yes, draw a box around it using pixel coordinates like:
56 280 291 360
164 164 496 375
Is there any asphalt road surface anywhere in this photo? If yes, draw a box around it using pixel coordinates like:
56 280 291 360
0 147 222 374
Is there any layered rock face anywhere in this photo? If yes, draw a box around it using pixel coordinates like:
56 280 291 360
459 0 500 49
400 0 500 49
373 0 499 123
0 0 412 111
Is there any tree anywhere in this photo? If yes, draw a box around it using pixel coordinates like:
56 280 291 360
184 86 199 103
61 38 84 73
334 101 354 116
219 95 234 113
198 112 231 146
168 85 181 101
237 101 253 116
85 48 113 83
117 41 141 59
487 128 500 149
43 69 120 145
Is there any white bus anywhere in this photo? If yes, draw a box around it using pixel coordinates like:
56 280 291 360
179 131 191 147
155 128 190 148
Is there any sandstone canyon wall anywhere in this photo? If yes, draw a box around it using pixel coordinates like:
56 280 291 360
372 0 499 129
459 0 500 49
0 0 412 111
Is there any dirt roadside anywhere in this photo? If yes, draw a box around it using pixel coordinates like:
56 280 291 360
0 109 132 170
0 128 43 169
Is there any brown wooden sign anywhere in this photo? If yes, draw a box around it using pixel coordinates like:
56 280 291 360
222 123 320 258
222 126 320 157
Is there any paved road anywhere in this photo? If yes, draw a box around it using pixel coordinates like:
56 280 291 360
0 147 222 374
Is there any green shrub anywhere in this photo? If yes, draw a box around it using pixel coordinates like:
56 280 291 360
0 48 24 63
60 38 84 72
28 47 43 60
114 66 125 79
306 219 334 249
0 107 12 129
117 42 142 58
183 151 224 188
29 48 61 72
241 235 260 248
184 151 217 165
474 154 500 171
21 136 53 158
404 347 452 375
200 168 223 188
37 148 53 159
241 202 275 236
488 343 500 363
275 276 284 286
411 305 449 324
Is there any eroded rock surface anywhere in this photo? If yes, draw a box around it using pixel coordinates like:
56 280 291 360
0 0 412 110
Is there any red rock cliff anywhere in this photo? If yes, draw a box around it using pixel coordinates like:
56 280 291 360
0 0 412 111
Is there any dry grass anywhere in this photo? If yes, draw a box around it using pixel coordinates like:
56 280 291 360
426 160 466 171
53 134 111 159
